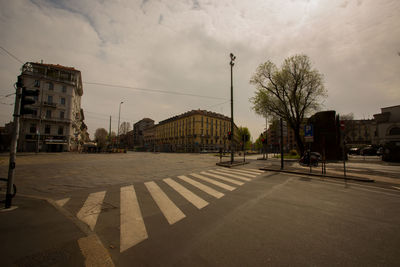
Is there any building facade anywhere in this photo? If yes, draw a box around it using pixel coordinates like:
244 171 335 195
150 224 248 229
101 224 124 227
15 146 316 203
373 105 400 145
343 119 375 146
133 118 155 148
144 110 238 152
18 62 85 152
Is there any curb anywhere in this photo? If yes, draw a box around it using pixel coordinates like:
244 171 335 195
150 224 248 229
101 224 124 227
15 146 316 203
216 161 250 168
259 168 375 183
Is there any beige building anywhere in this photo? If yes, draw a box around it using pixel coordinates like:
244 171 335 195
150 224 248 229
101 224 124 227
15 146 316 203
18 62 85 152
144 110 238 152
373 105 400 145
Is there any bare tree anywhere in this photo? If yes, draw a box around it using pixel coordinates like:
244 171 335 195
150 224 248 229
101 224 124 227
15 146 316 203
119 122 131 135
95 128 108 149
250 54 327 155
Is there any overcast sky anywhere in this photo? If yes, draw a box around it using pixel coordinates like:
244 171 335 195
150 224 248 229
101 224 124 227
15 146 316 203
1 0 399 140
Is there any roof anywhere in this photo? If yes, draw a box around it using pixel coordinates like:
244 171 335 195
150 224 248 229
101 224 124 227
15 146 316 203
31 62 80 72
158 109 231 125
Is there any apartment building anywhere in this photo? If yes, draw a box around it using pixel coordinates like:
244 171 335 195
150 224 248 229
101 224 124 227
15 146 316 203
133 118 155 148
18 62 86 152
144 110 238 152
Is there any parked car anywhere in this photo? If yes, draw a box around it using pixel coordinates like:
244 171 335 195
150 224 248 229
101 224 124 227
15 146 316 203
376 147 384 156
360 146 377 156
348 147 361 155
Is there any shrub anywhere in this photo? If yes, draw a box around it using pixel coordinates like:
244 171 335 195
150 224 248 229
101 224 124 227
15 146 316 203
289 149 298 156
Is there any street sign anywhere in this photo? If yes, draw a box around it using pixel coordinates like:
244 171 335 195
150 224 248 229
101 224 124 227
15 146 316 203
304 124 314 142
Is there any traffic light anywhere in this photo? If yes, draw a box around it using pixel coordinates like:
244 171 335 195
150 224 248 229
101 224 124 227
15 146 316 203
227 131 232 140
20 87 39 115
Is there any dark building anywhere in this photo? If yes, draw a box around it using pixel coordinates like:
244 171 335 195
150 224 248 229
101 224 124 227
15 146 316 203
133 118 155 149
307 110 343 160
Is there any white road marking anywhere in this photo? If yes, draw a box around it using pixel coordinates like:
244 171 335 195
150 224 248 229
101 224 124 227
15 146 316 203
145 181 186 225
218 168 258 177
120 185 148 252
164 178 209 209
200 171 244 186
392 186 400 190
77 191 106 231
209 170 252 181
177 175 224 199
242 168 265 174
190 173 236 191
55 197 70 207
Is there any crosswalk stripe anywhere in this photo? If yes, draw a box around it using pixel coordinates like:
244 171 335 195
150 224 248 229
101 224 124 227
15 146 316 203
177 175 224 199
242 168 265 174
145 181 186 225
216 168 256 178
200 171 244 186
164 178 209 209
209 170 252 181
120 185 148 252
55 197 70 207
77 191 106 231
190 173 236 191
221 168 262 175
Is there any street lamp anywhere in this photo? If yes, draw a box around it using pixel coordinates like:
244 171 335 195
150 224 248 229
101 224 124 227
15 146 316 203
230 53 236 164
117 101 124 147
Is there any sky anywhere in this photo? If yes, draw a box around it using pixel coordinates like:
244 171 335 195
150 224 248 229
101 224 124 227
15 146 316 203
1 0 399 141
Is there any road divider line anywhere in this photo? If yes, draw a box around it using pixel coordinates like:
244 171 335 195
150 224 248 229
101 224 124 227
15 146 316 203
177 175 224 199
200 171 244 186
145 181 186 225
120 185 148 253
190 173 236 191
209 170 252 181
55 197 70 207
164 178 209 209
217 168 257 177
77 191 106 231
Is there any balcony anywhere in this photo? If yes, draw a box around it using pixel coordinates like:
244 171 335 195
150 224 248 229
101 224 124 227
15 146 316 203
43 101 57 108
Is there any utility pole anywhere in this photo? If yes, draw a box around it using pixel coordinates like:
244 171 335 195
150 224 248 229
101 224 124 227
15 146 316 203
109 115 111 142
280 117 284 170
230 53 236 164
117 101 123 148
5 82 22 208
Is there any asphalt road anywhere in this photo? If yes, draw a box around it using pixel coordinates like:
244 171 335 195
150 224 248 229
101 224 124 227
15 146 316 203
1 152 400 266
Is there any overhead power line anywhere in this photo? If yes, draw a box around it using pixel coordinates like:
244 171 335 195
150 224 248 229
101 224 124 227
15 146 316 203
0 46 23 64
83 81 227 100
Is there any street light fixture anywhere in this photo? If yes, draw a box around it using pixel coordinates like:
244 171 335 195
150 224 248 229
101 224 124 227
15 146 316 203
117 101 124 147
230 53 236 164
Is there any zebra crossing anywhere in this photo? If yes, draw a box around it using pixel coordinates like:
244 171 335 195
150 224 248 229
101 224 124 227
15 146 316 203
54 168 265 253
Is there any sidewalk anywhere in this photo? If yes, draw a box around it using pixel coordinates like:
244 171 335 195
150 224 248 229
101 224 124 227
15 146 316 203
249 155 400 186
0 195 86 266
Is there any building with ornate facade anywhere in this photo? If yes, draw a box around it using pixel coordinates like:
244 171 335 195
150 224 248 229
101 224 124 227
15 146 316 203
144 110 238 152
17 62 86 152
373 105 400 145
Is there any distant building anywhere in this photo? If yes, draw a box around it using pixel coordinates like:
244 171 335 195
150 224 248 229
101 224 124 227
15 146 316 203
133 118 154 148
0 122 13 152
373 105 400 145
342 119 375 146
266 119 300 153
18 62 86 152
144 110 238 152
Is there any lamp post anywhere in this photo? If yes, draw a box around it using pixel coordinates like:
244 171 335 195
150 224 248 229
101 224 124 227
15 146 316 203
117 101 124 147
230 53 236 164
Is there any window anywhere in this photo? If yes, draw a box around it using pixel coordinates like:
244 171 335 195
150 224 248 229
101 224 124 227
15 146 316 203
45 125 51 134
46 110 51 118
61 97 66 105
47 95 53 103
60 111 64 119
48 82 54 90
62 85 67 93
34 80 40 88
389 127 400 135
58 126 64 135
34 94 39 102
30 124 36 134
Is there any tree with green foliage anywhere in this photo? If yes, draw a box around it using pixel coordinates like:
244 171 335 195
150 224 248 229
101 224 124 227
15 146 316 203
250 54 327 155
237 126 251 150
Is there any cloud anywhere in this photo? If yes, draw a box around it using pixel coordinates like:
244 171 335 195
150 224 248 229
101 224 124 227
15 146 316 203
0 0 399 139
